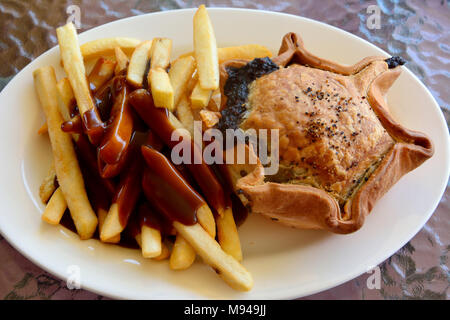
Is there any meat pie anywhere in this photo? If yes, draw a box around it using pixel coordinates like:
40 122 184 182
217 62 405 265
218 33 433 234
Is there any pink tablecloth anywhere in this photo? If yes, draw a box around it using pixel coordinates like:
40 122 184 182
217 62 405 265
0 0 448 299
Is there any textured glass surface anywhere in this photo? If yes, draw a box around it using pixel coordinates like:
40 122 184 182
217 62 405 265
0 0 448 300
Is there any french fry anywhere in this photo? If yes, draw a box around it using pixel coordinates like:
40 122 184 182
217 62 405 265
154 241 171 261
57 23 94 115
97 76 133 165
150 38 172 70
55 78 75 121
140 146 217 239
141 225 162 258
37 122 48 135
196 204 216 238
39 162 56 204
114 47 129 75
80 37 141 60
57 77 118 198
130 89 227 217
193 5 219 90
81 55 117 77
186 70 198 94
84 57 99 76
55 78 84 149
190 80 212 108
217 207 242 261
149 68 174 110
100 203 122 242
174 222 253 291
135 233 142 247
199 109 220 128
100 159 142 242
56 22 103 144
168 56 196 107
97 207 120 243
216 44 272 63
175 95 195 136
208 88 221 112
88 57 116 92
41 187 67 225
33 66 97 239
147 37 174 110
140 145 250 290
135 229 170 261
174 100 217 241
175 99 217 239
178 44 273 64
170 234 196 270
127 40 152 88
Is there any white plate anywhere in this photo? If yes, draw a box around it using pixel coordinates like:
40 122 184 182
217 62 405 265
0 8 448 300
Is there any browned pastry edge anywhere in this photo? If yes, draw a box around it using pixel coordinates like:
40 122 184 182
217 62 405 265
273 32 382 73
219 32 434 234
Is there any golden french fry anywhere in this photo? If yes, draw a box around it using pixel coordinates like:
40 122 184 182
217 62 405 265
154 241 171 261
37 122 48 135
199 109 220 128
56 23 92 115
127 40 152 88
100 160 140 242
97 207 120 244
178 44 273 64
217 44 272 63
168 56 196 107
41 187 67 225
114 47 129 75
97 207 107 228
141 225 162 258
56 22 98 142
100 203 123 243
135 231 170 261
217 207 242 261
197 204 216 238
208 88 221 112
186 71 198 95
39 162 56 204
174 222 253 291
190 80 212 109
56 78 75 121
33 66 97 239
150 38 172 70
84 57 99 76
83 55 116 76
80 37 141 60
193 5 219 90
225 44 271 62
135 233 142 248
88 58 116 92
170 234 196 270
56 77 118 243
149 68 174 110
175 95 195 136
55 78 83 146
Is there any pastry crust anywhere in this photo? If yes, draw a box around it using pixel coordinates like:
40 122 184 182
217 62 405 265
219 33 434 234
